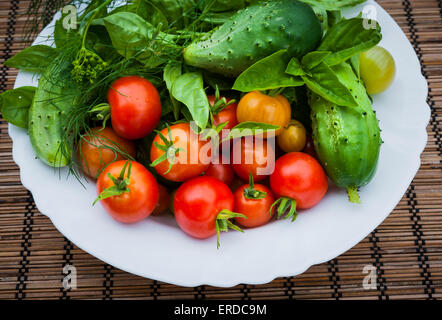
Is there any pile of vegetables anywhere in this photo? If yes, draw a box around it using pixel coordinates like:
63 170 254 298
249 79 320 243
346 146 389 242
0 0 396 248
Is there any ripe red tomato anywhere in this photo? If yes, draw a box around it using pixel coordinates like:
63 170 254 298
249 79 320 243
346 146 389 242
150 122 211 182
270 152 328 210
174 176 245 247
96 160 159 223
108 76 161 140
152 185 170 216
232 137 275 182
204 154 235 185
234 176 275 228
77 127 136 179
208 95 238 130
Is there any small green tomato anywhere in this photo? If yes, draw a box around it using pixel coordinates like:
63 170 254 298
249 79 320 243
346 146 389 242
360 46 396 95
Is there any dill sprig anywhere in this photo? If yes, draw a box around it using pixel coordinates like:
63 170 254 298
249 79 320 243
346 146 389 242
25 0 224 182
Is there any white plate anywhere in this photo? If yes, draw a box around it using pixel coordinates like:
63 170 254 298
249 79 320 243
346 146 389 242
8 1 430 287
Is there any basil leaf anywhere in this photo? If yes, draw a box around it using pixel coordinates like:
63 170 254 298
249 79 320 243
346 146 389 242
233 50 304 92
139 0 169 29
350 54 361 78
327 10 342 28
164 63 182 120
319 18 382 66
286 58 306 77
301 62 358 107
223 122 280 141
103 12 175 67
299 0 365 10
302 51 332 70
54 9 77 48
4 45 56 73
0 86 36 129
171 72 210 129
312 6 328 33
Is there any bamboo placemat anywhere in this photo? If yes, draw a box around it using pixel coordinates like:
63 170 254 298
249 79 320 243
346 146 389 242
0 0 441 300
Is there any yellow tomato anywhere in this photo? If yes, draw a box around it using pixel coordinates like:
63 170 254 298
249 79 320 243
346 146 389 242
277 120 307 153
360 46 396 95
237 91 291 136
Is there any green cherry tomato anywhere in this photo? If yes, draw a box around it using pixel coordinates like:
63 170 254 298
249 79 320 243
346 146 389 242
360 46 396 95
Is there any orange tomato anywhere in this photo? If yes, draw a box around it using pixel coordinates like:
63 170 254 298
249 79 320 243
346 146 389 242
277 120 307 153
77 127 136 179
237 91 291 136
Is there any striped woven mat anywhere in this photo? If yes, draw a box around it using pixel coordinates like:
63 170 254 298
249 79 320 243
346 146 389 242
0 0 441 300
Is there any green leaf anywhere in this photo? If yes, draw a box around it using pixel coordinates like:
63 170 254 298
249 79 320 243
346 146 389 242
233 50 304 92
103 12 175 67
4 45 56 73
299 0 365 10
223 122 280 141
327 10 342 28
319 18 382 66
164 63 182 120
302 51 332 70
0 86 36 129
301 62 358 107
171 72 210 129
312 6 328 33
54 9 78 48
350 54 361 78
286 58 306 77
139 0 169 29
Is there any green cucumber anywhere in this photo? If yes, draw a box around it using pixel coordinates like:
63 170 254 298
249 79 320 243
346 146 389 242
28 60 79 167
309 62 381 203
184 0 322 77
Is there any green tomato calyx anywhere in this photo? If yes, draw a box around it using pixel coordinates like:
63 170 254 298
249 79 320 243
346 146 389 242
93 160 132 205
270 197 297 222
150 125 184 175
215 210 247 249
244 173 267 200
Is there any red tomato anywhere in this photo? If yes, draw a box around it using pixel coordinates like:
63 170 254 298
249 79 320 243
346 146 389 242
232 137 275 182
150 122 211 182
174 176 243 245
152 185 170 216
204 154 235 185
208 95 238 130
108 76 161 140
96 160 159 223
77 127 136 179
234 179 275 228
270 152 328 210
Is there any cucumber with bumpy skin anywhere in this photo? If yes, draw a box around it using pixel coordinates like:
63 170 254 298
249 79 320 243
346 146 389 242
28 60 79 167
184 0 322 77
309 62 381 203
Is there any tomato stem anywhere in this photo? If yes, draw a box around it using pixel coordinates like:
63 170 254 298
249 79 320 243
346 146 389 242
244 173 267 200
270 197 297 222
215 210 247 249
150 125 184 174
267 88 285 97
89 103 110 128
93 161 132 205
211 85 236 116
347 186 361 204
